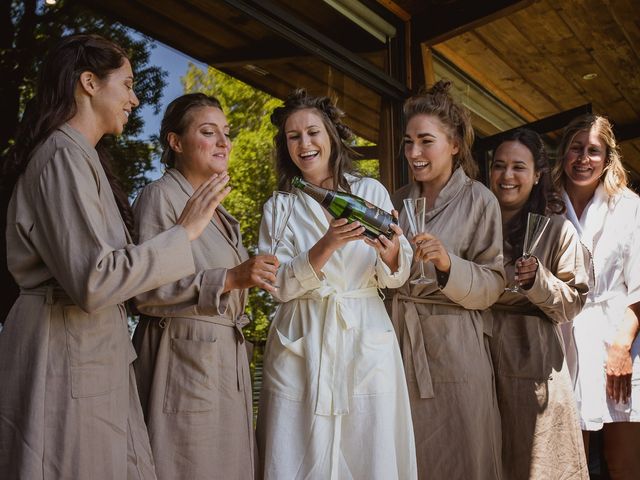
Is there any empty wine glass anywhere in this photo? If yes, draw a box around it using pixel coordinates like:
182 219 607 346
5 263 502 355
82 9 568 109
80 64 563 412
270 191 297 255
403 197 435 286
505 212 550 293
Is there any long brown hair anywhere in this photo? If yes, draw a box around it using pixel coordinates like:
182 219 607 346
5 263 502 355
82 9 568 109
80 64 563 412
492 128 565 254
270 88 358 192
159 93 224 169
403 80 478 179
1 33 135 233
552 114 628 196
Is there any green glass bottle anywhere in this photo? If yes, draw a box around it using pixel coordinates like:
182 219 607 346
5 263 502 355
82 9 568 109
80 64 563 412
292 176 396 240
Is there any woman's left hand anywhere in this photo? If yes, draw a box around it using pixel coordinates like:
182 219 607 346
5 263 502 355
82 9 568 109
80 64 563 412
515 256 539 290
364 212 403 272
605 342 633 404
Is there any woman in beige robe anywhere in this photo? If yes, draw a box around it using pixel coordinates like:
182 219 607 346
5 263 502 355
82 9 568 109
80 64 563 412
488 129 589 479
132 93 278 480
0 35 226 479
390 81 505 480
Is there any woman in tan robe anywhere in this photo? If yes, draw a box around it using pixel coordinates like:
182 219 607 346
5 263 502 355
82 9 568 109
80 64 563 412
390 80 505 479
0 35 227 479
132 93 278 480
488 128 589 479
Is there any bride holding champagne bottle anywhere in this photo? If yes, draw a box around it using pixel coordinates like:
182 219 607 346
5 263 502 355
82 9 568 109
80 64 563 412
256 89 417 480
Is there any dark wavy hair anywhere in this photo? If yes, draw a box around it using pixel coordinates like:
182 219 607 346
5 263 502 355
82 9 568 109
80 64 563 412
1 33 134 233
270 88 358 192
403 80 478 179
160 93 224 168
491 128 565 254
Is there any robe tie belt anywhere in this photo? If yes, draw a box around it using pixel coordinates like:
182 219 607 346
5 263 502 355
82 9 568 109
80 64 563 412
163 313 250 391
391 293 465 400
20 285 73 305
300 286 381 416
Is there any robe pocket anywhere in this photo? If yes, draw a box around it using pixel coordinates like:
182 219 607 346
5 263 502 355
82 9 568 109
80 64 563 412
420 314 468 383
353 329 396 395
163 337 219 414
497 318 563 380
63 305 125 398
263 329 306 401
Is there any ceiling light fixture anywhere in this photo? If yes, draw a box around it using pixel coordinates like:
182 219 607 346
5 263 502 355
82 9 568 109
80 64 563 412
45 0 57 5
582 72 598 80
323 0 396 43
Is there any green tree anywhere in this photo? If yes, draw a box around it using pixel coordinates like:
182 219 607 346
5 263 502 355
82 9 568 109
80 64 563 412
0 0 166 195
182 64 282 343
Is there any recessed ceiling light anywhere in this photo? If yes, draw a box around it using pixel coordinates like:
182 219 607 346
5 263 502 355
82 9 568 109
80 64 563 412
582 73 598 80
45 0 57 5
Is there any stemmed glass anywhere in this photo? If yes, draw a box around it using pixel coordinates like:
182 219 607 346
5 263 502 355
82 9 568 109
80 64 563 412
270 191 297 255
403 197 435 285
505 212 550 293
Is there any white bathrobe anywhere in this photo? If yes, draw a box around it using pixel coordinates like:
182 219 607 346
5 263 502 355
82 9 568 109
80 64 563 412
562 184 640 430
256 175 417 480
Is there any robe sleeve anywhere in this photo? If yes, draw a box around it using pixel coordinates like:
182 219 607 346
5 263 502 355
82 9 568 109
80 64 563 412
525 219 589 324
623 197 640 307
371 180 412 288
132 181 232 317
440 191 506 310
32 147 195 313
258 198 323 303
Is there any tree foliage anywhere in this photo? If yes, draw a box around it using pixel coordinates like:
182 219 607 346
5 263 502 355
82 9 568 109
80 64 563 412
0 0 166 195
182 64 282 343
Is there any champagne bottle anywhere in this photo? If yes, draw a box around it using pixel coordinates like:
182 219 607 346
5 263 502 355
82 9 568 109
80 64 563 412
292 176 397 240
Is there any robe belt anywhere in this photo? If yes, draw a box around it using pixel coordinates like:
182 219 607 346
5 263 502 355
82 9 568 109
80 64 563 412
490 303 545 317
20 285 73 305
391 293 464 400
163 313 250 391
299 286 381 416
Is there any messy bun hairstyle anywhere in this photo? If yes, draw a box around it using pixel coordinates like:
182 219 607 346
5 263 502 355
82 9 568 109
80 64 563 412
270 88 358 192
403 80 478 179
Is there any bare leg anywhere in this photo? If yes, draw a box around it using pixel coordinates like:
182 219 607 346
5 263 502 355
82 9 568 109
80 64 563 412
602 422 640 480
581 430 590 466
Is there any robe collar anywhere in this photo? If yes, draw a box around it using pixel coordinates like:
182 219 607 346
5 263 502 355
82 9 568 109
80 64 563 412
404 167 470 223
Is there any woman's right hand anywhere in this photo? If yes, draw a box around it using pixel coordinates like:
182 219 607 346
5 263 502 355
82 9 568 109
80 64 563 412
319 218 365 253
225 255 280 293
308 218 364 276
177 173 231 241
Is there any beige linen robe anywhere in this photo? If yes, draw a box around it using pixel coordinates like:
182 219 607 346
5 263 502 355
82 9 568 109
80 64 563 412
390 167 506 480
0 124 195 479
489 215 589 479
256 175 417 480
132 169 254 480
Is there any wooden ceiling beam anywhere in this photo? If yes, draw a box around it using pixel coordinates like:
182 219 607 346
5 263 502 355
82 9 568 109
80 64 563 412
615 121 640 143
413 0 534 46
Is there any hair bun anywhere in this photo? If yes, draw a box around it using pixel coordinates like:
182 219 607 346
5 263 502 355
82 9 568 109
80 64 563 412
428 79 452 96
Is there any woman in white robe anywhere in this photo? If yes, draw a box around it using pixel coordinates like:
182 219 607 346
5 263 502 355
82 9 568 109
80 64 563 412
553 114 640 479
256 89 417 480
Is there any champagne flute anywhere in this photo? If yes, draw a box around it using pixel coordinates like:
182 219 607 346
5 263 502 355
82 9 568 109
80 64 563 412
403 197 435 285
505 212 550 293
270 191 297 255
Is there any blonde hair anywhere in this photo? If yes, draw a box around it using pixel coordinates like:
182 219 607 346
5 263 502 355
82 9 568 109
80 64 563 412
552 114 627 196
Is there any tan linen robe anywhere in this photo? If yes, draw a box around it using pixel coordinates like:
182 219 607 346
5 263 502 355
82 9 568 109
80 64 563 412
390 167 506 480
132 169 254 480
0 124 195 479
489 214 589 479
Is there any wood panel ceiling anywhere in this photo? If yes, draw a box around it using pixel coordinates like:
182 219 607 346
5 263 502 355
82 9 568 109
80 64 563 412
407 0 640 179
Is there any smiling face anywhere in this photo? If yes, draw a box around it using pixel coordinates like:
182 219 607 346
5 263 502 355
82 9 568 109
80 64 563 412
490 140 540 214
170 106 231 187
563 127 605 191
92 58 139 136
404 114 459 190
284 108 332 184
